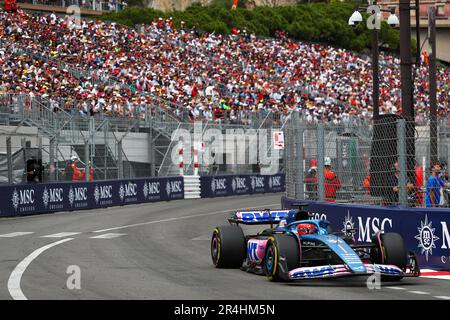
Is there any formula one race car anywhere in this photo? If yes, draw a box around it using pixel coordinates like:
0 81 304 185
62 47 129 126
211 206 420 281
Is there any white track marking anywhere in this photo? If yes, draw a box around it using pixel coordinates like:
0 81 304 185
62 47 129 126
434 296 450 300
385 286 407 290
92 203 280 233
8 238 74 300
408 291 430 295
421 275 450 280
0 232 34 238
41 232 81 238
90 233 127 239
191 235 211 241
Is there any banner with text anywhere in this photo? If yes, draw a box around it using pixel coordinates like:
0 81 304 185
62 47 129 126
201 174 285 198
0 177 184 217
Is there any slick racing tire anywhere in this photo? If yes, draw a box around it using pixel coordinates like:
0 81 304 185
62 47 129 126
211 226 246 268
373 232 407 281
264 234 299 282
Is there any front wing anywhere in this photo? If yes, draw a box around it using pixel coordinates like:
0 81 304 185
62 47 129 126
278 258 419 280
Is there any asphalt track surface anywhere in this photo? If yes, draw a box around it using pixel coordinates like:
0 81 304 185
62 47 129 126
0 193 449 300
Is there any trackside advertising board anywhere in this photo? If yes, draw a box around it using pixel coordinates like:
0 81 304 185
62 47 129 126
201 173 285 198
282 196 450 271
0 177 184 217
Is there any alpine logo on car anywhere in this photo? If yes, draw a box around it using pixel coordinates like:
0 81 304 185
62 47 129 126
415 214 439 261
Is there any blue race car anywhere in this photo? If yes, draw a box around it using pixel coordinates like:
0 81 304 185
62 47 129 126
211 207 420 281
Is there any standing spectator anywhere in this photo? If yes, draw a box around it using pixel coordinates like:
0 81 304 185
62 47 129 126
305 159 318 200
442 166 450 207
385 161 414 205
324 157 341 202
88 161 94 181
426 162 450 207
71 155 83 181
363 174 371 194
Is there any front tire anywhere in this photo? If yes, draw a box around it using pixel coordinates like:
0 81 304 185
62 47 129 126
372 232 407 281
211 226 246 268
264 234 299 282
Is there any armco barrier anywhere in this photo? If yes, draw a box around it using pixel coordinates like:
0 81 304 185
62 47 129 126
0 177 184 217
282 196 450 271
201 173 285 198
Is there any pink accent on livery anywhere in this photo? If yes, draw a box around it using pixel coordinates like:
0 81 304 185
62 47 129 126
247 239 268 264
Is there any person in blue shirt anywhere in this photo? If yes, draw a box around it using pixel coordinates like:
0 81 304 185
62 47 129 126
426 162 450 207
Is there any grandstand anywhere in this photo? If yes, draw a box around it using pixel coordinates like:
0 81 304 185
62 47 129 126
0 9 449 184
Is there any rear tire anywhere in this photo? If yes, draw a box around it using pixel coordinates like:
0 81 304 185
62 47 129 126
211 226 246 268
264 234 299 282
373 232 407 281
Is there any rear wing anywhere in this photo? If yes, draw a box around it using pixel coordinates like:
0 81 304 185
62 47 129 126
229 209 291 226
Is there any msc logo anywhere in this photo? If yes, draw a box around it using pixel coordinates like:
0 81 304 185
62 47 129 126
143 181 160 198
232 177 247 192
118 184 125 201
251 176 265 191
148 182 160 195
124 183 137 197
11 188 35 210
68 186 88 206
268 176 282 189
415 215 439 261
166 180 182 197
342 211 355 237
357 217 393 242
43 187 63 208
211 178 226 193
94 185 113 204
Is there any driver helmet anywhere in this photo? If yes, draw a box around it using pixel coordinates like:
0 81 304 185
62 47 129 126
297 223 317 235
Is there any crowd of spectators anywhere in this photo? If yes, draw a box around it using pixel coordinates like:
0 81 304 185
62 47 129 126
0 9 449 125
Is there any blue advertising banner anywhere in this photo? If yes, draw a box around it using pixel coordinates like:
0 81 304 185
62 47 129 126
201 173 285 198
282 196 450 271
0 176 184 218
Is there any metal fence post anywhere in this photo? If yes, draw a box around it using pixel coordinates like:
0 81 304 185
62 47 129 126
118 140 123 179
295 121 304 200
104 122 108 180
55 136 59 182
7 136 13 184
49 137 55 182
85 138 90 182
397 119 407 206
317 123 325 202
149 128 155 177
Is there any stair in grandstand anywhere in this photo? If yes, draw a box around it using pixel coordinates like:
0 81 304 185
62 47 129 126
71 144 118 180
